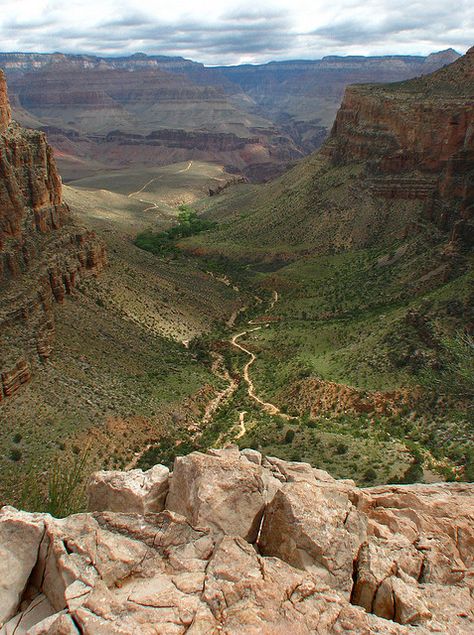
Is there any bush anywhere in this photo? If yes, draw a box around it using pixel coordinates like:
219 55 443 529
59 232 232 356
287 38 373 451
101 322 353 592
363 467 377 482
20 450 89 517
12 432 22 444
283 429 295 444
421 331 474 408
10 448 22 462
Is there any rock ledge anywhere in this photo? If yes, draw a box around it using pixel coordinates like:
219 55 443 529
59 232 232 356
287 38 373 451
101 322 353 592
1 447 473 633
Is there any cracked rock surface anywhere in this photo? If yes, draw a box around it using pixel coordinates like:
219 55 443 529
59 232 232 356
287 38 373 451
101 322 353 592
1 447 473 633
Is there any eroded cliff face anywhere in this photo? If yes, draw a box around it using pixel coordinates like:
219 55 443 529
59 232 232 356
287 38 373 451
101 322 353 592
1 448 473 633
324 47 474 244
0 72 10 132
0 70 106 400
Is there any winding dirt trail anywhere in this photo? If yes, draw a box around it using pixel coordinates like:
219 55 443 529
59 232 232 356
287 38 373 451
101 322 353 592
235 411 248 439
201 352 238 426
128 176 163 199
231 290 296 422
127 161 194 213
177 160 193 173
126 289 291 469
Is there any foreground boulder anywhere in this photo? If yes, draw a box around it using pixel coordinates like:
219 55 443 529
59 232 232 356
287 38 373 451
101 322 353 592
87 464 169 514
1 449 473 633
258 479 367 596
166 447 269 541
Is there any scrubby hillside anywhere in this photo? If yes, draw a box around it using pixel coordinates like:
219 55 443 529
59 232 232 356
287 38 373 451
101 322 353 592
180 49 473 480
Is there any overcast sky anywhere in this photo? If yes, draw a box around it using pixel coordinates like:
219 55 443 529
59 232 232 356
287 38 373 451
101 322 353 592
1 0 472 65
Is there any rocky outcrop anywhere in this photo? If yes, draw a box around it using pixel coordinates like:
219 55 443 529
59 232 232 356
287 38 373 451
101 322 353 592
324 48 474 244
165 447 269 541
0 71 10 132
2 448 472 633
88 465 169 514
0 70 106 400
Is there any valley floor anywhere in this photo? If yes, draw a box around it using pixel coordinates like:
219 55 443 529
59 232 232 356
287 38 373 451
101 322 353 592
1 159 472 511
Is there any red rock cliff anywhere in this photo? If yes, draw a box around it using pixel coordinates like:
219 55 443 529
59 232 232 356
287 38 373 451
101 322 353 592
0 70 106 400
0 72 11 132
324 47 474 243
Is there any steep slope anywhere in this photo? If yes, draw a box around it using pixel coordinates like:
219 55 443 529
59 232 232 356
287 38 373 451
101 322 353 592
324 47 474 244
181 49 473 480
212 49 461 150
0 69 106 399
190 47 473 256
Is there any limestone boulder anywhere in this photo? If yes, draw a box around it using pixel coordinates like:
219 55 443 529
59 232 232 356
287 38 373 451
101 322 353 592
87 464 169 514
359 483 474 585
258 479 367 595
351 538 424 612
166 447 267 541
1 452 474 633
0 505 410 635
202 535 407 635
0 508 45 625
374 575 432 625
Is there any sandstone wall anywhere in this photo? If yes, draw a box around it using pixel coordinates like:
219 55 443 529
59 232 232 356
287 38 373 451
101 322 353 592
323 48 474 243
0 70 106 400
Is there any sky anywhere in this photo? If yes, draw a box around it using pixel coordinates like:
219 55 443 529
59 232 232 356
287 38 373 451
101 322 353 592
0 0 472 65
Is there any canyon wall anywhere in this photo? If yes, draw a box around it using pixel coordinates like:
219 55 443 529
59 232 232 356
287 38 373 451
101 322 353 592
324 47 474 244
0 50 460 183
0 70 106 400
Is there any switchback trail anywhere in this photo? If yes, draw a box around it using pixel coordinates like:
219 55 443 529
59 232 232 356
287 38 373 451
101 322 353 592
126 289 291 469
127 161 194 212
231 290 296 424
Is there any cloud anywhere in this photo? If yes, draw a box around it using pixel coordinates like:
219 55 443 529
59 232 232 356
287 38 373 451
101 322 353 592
0 0 472 64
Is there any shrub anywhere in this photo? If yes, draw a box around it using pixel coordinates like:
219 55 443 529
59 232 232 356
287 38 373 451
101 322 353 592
363 467 377 482
20 450 89 517
10 448 22 462
421 331 474 409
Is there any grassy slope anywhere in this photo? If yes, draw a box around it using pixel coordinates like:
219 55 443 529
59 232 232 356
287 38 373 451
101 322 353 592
0 164 248 506
186 156 423 260
179 147 473 482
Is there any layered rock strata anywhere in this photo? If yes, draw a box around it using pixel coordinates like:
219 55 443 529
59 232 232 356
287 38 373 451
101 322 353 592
1 447 472 633
323 47 474 245
0 70 106 400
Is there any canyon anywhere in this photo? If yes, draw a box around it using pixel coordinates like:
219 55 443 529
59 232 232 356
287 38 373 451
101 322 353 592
0 44 472 634
0 49 460 183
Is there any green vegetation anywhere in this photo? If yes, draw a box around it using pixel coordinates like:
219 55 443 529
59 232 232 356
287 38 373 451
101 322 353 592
421 331 474 407
20 451 89 517
178 159 473 483
135 206 216 255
